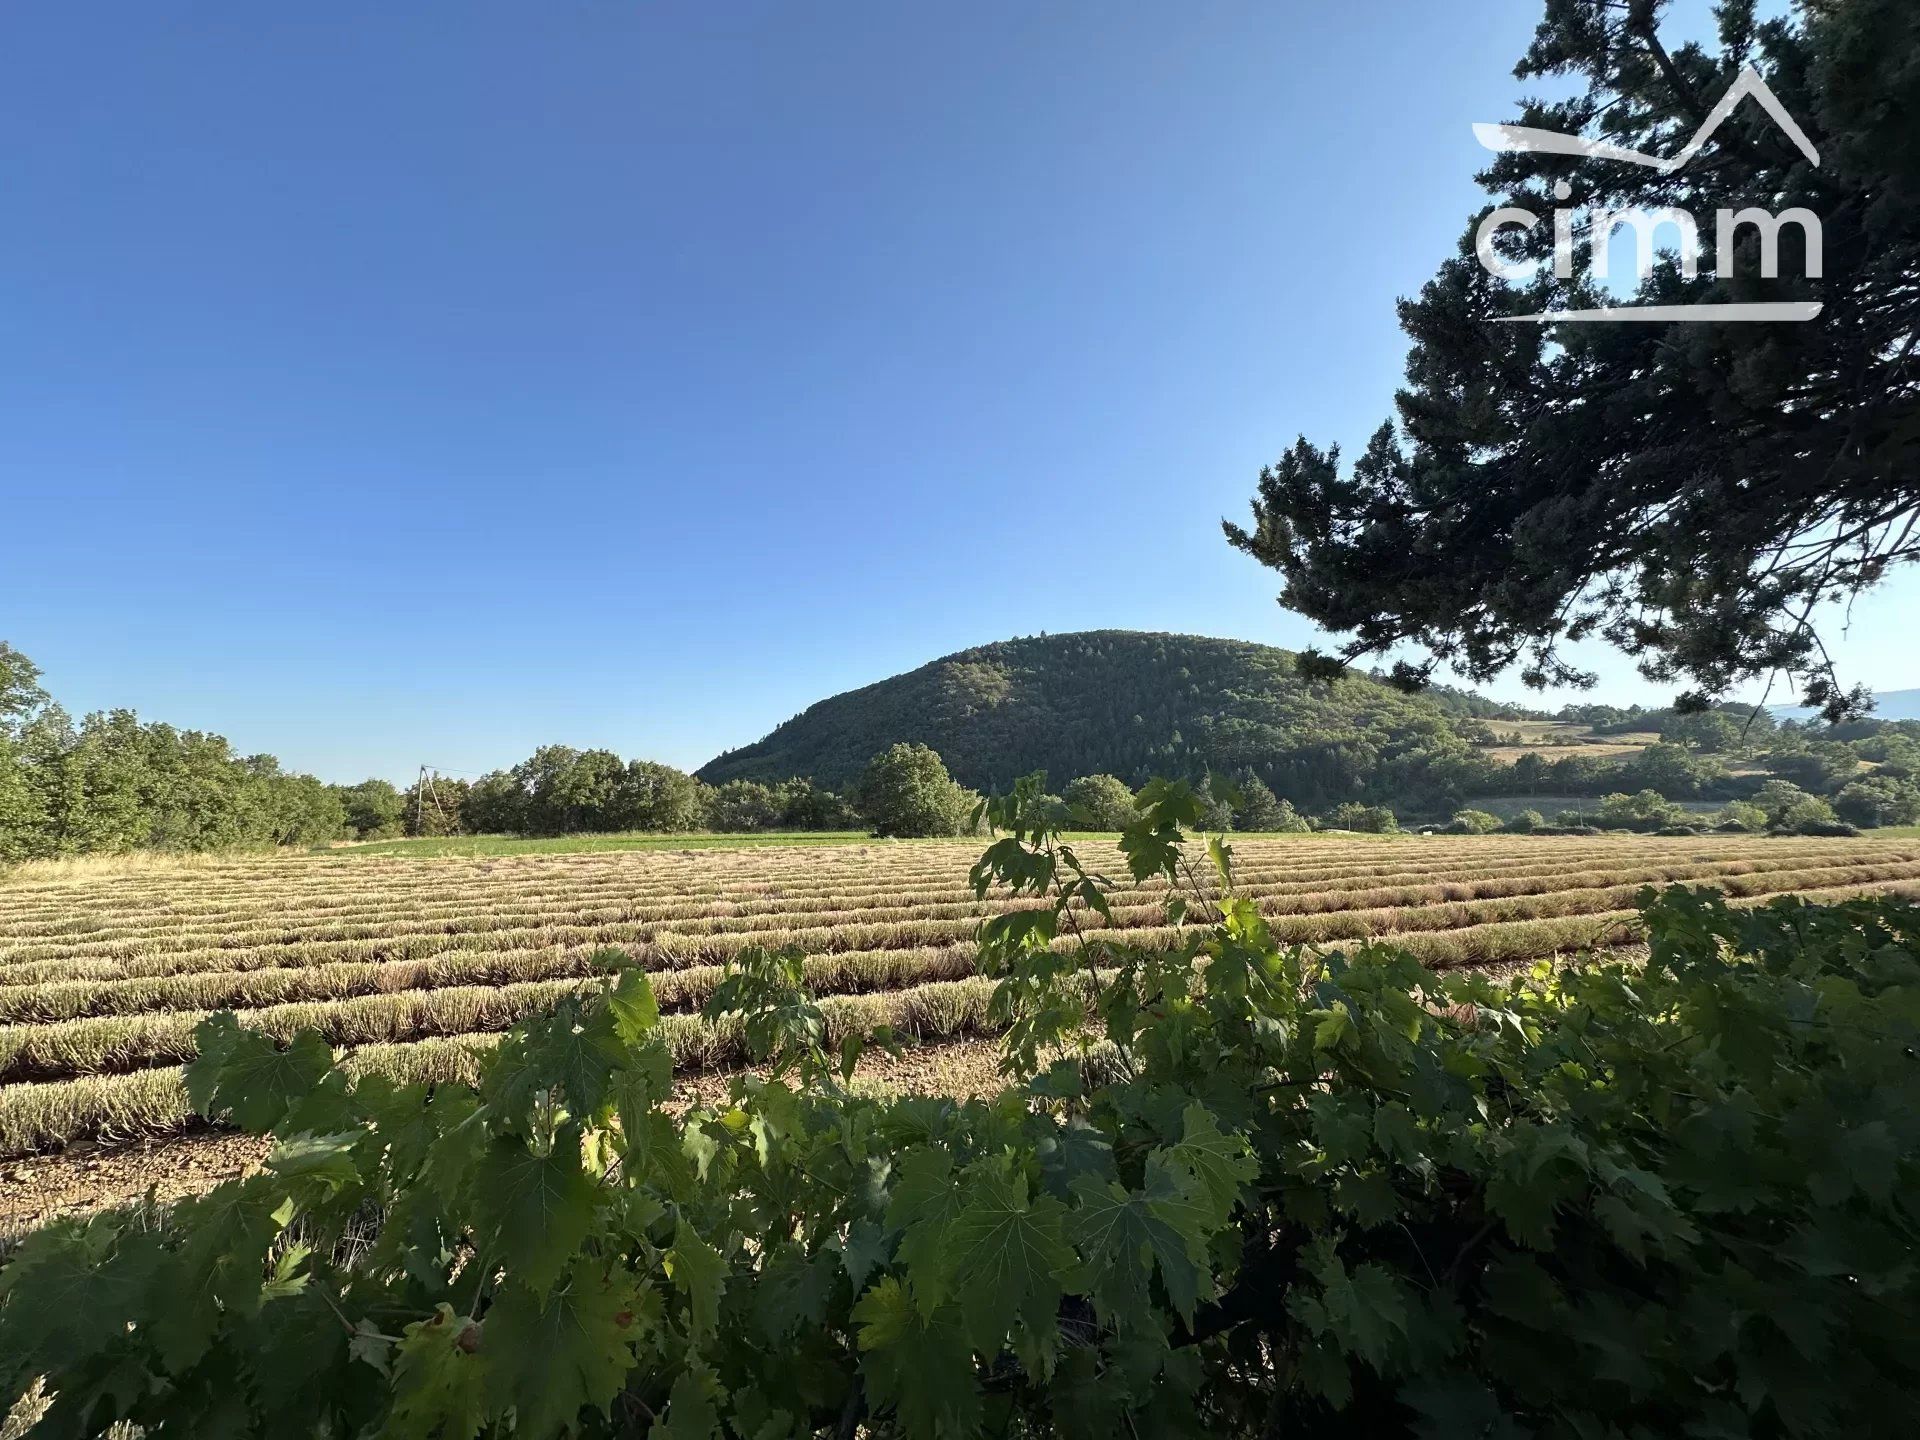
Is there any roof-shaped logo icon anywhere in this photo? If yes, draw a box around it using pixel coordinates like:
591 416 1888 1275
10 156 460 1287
1474 64 1819 172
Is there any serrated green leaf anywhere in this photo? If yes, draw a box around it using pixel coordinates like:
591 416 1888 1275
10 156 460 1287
656 1363 722 1440
887 1146 965 1305
386 1303 487 1440
1312 1004 1356 1053
853 1276 980 1440
622 1107 695 1200
185 1014 335 1133
607 967 661 1045
754 1242 832 1343
683 1118 725 1183
484 999 627 1126
940 1161 1079 1351
266 1129 367 1195
148 1178 287 1374
1333 1171 1399 1229
1372 1102 1423 1164
1069 1174 1204 1327
483 1266 643 1440
1036 1118 1117 1198
0 1219 165 1389
244 1288 355 1434
469 1126 599 1296
1310 1255 1410 1369
668 1219 728 1347
1156 1104 1257 1228
840 1218 893 1292
610 1043 674 1155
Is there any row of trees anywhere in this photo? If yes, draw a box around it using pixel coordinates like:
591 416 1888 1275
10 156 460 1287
0 646 883 860
1455 774 1916 840
10 626 1913 860
1475 726 1920 807
0 646 344 862
368 743 1398 846
334 752 866 843
363 744 1024 843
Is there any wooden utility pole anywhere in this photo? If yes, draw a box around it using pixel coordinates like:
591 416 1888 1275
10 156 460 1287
414 766 451 836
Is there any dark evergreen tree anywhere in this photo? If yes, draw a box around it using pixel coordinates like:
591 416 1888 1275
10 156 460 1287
1233 772 1287 831
1227 0 1919 721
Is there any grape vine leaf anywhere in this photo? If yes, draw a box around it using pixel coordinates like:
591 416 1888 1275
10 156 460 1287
852 1276 981 1440
484 998 627 1125
839 1218 893 1292
469 1126 599 1297
611 1051 674 1161
607 968 662 1044
184 1014 334 1134
242 1289 355 1435
939 1160 1080 1351
147 1179 286 1374
1069 1174 1205 1327
484 1266 644 1440
388 1304 487 1440
668 1220 729 1347
754 1242 833 1342
657 1361 722 1440
886 1147 965 1307
0 1220 162 1384
1293 1247 1411 1371
265 1129 366 1196
1155 1104 1257 1228
623 1108 695 1200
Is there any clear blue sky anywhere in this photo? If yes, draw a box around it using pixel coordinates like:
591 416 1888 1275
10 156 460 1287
4 2 1911 783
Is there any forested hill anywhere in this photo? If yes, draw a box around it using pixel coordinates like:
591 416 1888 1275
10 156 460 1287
697 631 1499 811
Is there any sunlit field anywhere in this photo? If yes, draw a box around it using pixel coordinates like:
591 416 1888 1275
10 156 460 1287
335 830 875 858
2 832 1918 1157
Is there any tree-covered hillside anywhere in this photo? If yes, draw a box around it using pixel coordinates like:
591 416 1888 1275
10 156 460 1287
698 631 1492 812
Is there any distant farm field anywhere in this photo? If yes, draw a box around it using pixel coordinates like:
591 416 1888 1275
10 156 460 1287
3 834 1919 1158
1476 719 1662 766
336 830 875 858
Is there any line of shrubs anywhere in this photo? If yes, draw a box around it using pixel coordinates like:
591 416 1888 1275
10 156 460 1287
346 747 1891 846
1434 782 1868 838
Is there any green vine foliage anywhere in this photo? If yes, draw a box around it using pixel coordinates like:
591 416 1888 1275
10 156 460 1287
3 777 1918 1437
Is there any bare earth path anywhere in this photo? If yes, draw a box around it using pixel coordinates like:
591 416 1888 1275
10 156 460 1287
0 1130 270 1236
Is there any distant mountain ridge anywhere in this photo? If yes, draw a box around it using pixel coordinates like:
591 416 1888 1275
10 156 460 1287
697 630 1508 812
1770 689 1920 723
